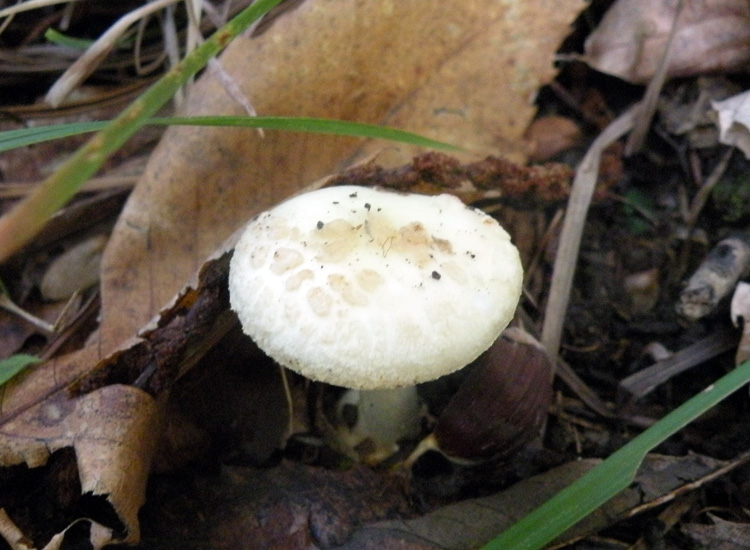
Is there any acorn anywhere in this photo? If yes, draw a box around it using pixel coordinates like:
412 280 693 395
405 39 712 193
409 327 553 465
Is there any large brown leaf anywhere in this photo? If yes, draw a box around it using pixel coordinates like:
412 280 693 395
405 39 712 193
0 364 159 546
97 0 583 356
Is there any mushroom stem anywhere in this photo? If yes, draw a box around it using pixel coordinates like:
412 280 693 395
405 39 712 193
337 386 422 463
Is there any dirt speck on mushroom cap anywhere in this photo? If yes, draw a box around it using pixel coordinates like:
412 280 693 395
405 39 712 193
229 185 523 389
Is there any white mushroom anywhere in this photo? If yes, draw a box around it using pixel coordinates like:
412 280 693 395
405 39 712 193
229 185 523 459
336 386 423 463
230 185 523 388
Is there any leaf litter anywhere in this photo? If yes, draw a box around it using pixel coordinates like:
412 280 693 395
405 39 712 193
4 0 750 548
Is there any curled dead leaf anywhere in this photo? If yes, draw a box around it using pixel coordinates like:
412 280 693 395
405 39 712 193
583 0 750 84
0 383 159 547
713 90 750 158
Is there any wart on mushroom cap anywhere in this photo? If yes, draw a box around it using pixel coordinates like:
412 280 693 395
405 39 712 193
229 185 523 390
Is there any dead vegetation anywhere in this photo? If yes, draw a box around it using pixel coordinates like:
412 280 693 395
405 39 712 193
3 0 750 548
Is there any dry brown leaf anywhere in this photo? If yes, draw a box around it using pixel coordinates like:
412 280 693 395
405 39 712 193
0 347 99 443
731 281 750 364
40 234 107 302
713 89 750 158
96 0 584 357
139 461 414 549
41 518 113 550
339 453 746 549
0 378 159 547
0 249 236 547
0 509 28 550
583 0 750 84
524 115 583 161
72 249 234 396
682 514 750 550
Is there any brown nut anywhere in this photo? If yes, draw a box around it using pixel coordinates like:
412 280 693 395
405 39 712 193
430 328 553 463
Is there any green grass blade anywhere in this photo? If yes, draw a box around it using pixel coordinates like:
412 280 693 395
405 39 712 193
0 354 42 386
0 116 459 153
483 359 750 550
156 116 461 150
44 28 94 49
0 0 284 261
0 122 106 151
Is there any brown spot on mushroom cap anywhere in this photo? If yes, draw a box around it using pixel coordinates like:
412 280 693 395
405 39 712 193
307 287 333 317
285 269 314 291
328 273 369 306
356 269 384 292
271 247 304 274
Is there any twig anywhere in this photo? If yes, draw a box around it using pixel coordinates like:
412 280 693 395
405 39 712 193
617 330 739 403
686 147 734 227
0 0 284 262
0 294 55 334
541 105 638 362
625 0 685 155
0 0 82 19
45 0 182 107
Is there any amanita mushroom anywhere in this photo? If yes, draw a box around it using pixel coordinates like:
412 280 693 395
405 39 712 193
229 185 524 457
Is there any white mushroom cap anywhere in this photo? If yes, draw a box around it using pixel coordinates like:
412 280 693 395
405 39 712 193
229 185 523 390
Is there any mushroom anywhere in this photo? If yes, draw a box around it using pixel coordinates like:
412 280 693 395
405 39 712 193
229 185 523 459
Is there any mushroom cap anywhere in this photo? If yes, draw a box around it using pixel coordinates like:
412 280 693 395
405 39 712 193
229 185 523 390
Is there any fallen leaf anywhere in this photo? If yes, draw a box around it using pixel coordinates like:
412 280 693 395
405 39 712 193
583 0 750 84
138 461 414 549
0 382 160 547
96 0 584 357
524 115 583 161
713 89 750 158
0 248 241 547
731 281 750 364
40 234 107 302
682 514 750 550
339 453 747 549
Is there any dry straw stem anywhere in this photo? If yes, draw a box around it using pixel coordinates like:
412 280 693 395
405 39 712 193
0 0 284 263
45 0 186 107
0 0 80 19
625 0 684 154
540 105 639 361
